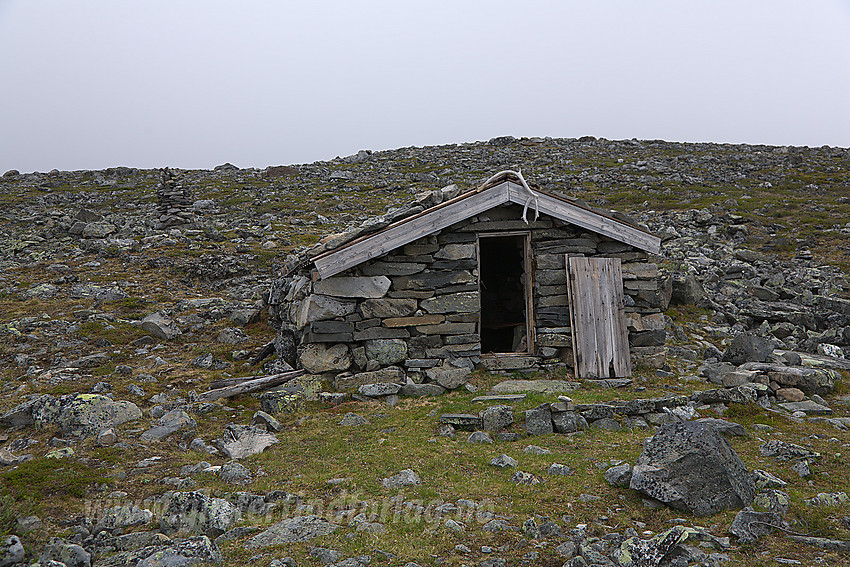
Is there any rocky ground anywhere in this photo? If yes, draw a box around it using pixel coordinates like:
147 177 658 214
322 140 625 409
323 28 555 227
1 136 850 567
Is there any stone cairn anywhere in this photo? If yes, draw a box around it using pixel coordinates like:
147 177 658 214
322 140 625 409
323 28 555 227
155 168 195 229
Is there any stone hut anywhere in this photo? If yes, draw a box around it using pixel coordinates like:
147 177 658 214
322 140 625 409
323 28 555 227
267 172 664 392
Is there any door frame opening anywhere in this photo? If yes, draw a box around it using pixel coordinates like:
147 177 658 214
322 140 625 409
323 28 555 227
477 231 535 354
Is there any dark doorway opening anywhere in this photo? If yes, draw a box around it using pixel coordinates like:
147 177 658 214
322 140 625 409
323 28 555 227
480 234 528 353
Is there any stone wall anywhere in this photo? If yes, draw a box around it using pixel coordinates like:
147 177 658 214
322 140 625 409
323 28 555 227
270 204 663 391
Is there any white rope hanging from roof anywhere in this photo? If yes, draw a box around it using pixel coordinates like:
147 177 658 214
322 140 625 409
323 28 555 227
479 169 540 224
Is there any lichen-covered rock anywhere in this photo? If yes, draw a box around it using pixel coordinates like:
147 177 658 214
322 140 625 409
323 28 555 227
135 536 221 567
219 461 252 485
160 492 240 538
38 538 91 567
722 333 775 365
629 421 755 516
729 507 783 543
480 405 514 431
0 535 25 567
299 343 351 373
0 394 52 428
552 411 587 434
524 404 553 436
94 505 153 535
424 364 470 389
32 394 142 437
246 515 339 548
364 338 407 366
617 526 705 567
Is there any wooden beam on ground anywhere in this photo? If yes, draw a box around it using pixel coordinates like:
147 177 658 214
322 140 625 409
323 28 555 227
199 369 306 402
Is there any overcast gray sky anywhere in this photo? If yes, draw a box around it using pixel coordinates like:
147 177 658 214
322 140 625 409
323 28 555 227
2 1 849 173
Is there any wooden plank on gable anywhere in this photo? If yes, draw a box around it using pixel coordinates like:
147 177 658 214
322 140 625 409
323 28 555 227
314 183 511 279
567 256 631 379
507 183 660 254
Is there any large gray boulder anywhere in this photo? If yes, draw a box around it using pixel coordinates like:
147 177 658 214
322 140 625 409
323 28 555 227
93 505 153 535
722 333 774 365
480 405 514 431
31 394 141 437
629 421 755 516
670 273 706 306
524 404 553 436
141 312 181 340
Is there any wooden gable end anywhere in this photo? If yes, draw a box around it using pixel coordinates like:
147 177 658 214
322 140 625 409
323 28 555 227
312 181 661 279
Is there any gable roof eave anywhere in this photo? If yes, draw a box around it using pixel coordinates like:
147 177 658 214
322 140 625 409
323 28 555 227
312 182 512 279
311 181 660 280
507 186 661 255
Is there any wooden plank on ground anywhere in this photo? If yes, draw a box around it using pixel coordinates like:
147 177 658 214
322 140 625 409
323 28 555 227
199 369 306 402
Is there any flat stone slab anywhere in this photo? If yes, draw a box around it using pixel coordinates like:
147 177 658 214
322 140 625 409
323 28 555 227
583 378 633 388
358 383 402 397
313 276 391 299
778 401 832 415
491 380 580 394
480 355 539 371
776 350 850 371
439 414 481 430
472 394 527 403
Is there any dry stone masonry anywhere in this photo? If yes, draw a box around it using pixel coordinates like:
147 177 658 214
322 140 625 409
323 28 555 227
269 184 665 393
154 168 195 229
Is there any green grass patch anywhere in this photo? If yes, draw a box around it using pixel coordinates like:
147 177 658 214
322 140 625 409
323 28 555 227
0 457 110 501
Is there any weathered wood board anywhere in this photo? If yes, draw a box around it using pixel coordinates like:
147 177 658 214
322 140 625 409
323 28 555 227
312 181 661 279
566 256 631 379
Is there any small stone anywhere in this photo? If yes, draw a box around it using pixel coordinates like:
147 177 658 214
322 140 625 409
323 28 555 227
467 431 493 444
251 411 282 432
381 469 421 489
339 413 367 427
489 454 518 468
523 445 550 455
548 463 572 476
604 463 633 487
510 471 542 485
219 461 252 485
97 428 118 446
